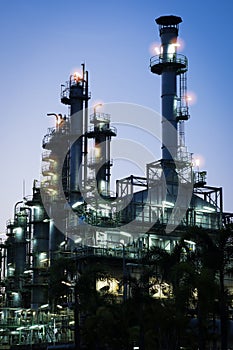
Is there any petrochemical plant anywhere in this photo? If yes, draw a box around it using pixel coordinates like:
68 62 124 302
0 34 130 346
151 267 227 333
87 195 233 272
0 15 232 349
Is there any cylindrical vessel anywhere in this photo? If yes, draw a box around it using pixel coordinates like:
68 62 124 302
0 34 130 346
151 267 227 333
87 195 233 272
31 207 50 309
69 78 85 202
150 15 186 161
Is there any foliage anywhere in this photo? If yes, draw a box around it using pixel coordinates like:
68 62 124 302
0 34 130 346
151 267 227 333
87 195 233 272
48 226 233 349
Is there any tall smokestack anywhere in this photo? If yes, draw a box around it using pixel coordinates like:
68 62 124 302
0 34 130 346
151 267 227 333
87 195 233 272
150 15 188 162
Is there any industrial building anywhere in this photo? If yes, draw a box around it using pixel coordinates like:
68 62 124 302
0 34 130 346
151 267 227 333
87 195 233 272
0 15 232 349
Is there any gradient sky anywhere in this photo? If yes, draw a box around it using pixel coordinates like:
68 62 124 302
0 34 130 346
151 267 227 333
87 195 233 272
0 0 232 232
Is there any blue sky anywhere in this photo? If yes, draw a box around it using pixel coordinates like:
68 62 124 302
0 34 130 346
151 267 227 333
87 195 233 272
0 0 232 231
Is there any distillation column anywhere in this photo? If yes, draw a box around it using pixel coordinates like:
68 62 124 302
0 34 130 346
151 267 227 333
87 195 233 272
87 110 116 196
5 204 28 307
61 65 89 205
25 184 50 309
150 15 188 162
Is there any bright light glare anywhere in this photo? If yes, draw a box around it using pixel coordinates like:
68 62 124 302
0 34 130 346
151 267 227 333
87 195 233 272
184 239 196 245
203 206 216 212
193 154 205 168
92 100 104 111
73 71 82 81
186 91 197 105
61 281 72 287
72 201 83 209
56 114 63 125
195 159 200 167
149 41 161 55
95 146 101 158
154 46 160 55
162 201 174 208
94 103 103 110
175 38 185 51
167 44 176 55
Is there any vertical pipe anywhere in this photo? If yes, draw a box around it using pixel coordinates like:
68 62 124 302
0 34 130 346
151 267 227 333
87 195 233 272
14 212 27 276
31 218 50 309
83 69 89 188
161 70 177 160
107 135 111 194
69 77 84 204
160 30 179 160
3 246 6 279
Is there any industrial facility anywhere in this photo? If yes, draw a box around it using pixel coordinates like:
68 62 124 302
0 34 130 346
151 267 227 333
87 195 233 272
0 15 232 349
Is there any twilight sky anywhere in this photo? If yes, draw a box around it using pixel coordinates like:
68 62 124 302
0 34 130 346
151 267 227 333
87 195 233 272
0 0 232 232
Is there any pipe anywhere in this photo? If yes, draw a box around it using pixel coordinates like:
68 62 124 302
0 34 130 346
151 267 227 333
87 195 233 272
83 67 89 188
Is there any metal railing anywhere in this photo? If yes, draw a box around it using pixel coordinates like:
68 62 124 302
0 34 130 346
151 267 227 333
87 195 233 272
150 53 188 67
90 112 111 124
41 164 56 175
88 125 117 135
72 245 145 260
176 106 189 119
88 157 113 167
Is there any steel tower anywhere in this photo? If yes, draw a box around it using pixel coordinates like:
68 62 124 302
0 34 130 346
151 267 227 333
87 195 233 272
150 15 189 163
61 64 89 206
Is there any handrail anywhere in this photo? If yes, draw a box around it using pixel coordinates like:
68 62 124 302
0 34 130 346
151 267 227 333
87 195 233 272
88 125 117 134
42 150 51 159
88 157 113 166
150 53 188 67
41 164 56 174
90 112 111 123
6 219 16 227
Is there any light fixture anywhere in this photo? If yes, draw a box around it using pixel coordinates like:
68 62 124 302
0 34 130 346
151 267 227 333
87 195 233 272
61 281 72 287
162 201 174 208
203 206 216 212
72 200 84 209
